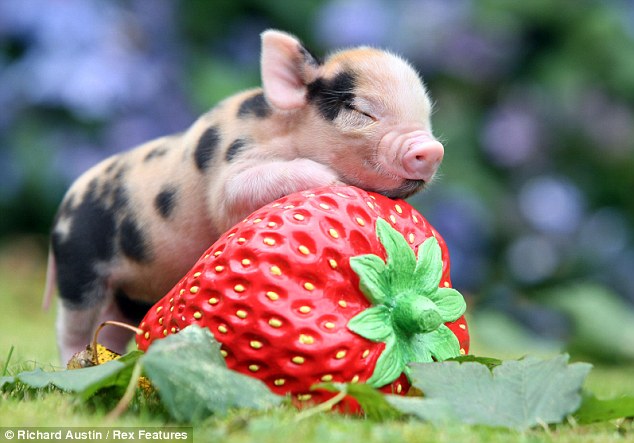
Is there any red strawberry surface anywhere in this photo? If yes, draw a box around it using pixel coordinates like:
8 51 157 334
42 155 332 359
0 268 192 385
136 186 469 410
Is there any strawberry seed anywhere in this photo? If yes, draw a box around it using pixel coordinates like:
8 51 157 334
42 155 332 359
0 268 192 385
303 282 315 291
299 334 314 344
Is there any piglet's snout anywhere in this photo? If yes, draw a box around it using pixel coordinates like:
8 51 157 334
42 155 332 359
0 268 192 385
385 129 444 182
403 135 444 181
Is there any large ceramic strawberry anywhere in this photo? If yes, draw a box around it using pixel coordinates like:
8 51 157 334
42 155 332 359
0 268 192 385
136 186 469 409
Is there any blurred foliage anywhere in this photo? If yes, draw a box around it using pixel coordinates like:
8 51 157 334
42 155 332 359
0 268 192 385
0 0 632 360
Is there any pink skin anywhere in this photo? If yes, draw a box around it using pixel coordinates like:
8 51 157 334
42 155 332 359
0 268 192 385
219 159 341 232
56 296 136 364
366 126 444 198
378 127 444 182
399 132 444 181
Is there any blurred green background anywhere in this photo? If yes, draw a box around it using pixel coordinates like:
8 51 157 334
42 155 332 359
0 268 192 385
1 0 633 364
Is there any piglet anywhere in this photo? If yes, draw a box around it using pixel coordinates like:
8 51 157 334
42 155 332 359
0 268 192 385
45 30 444 363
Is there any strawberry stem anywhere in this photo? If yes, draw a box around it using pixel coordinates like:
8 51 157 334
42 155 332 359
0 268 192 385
392 294 443 335
347 218 466 388
92 321 143 365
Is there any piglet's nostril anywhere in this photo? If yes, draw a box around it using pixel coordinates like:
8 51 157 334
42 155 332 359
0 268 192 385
402 140 444 180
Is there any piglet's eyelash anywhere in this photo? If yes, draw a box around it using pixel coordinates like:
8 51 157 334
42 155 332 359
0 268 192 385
344 102 376 120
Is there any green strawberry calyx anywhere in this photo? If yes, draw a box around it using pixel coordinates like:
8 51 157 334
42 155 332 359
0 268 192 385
347 218 466 388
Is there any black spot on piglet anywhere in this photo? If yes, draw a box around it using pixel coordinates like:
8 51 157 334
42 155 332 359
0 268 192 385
299 44 322 66
154 186 177 219
307 71 357 121
52 181 117 307
115 289 155 323
144 146 168 162
225 139 248 162
119 216 151 263
194 126 220 171
238 93 271 119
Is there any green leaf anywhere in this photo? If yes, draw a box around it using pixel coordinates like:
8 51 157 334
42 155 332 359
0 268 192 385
0 375 16 390
386 395 456 424
403 354 592 430
414 236 443 293
430 287 466 322
446 355 503 370
317 383 403 422
2 345 15 377
574 391 634 424
411 325 461 362
366 338 406 388
141 325 282 422
407 335 433 365
349 254 389 305
347 306 394 342
376 218 416 281
14 351 142 400
116 350 146 364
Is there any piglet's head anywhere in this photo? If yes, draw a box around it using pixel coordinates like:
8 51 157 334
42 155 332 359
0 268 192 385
261 30 444 199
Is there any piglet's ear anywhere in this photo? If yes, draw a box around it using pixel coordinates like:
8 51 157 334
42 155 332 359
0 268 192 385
261 30 318 110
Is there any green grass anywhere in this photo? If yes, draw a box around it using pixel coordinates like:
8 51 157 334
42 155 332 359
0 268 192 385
1 237 633 442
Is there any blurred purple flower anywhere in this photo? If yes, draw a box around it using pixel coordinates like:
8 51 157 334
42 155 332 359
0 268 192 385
578 207 631 265
506 235 560 284
390 0 471 70
441 29 517 83
0 0 175 119
577 90 634 159
518 175 585 235
383 0 519 81
314 0 394 48
481 97 546 168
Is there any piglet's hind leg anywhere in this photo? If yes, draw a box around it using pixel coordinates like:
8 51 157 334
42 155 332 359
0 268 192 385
57 295 144 365
56 302 102 365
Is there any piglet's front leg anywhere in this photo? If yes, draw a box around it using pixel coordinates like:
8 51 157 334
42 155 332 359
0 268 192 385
214 158 341 232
